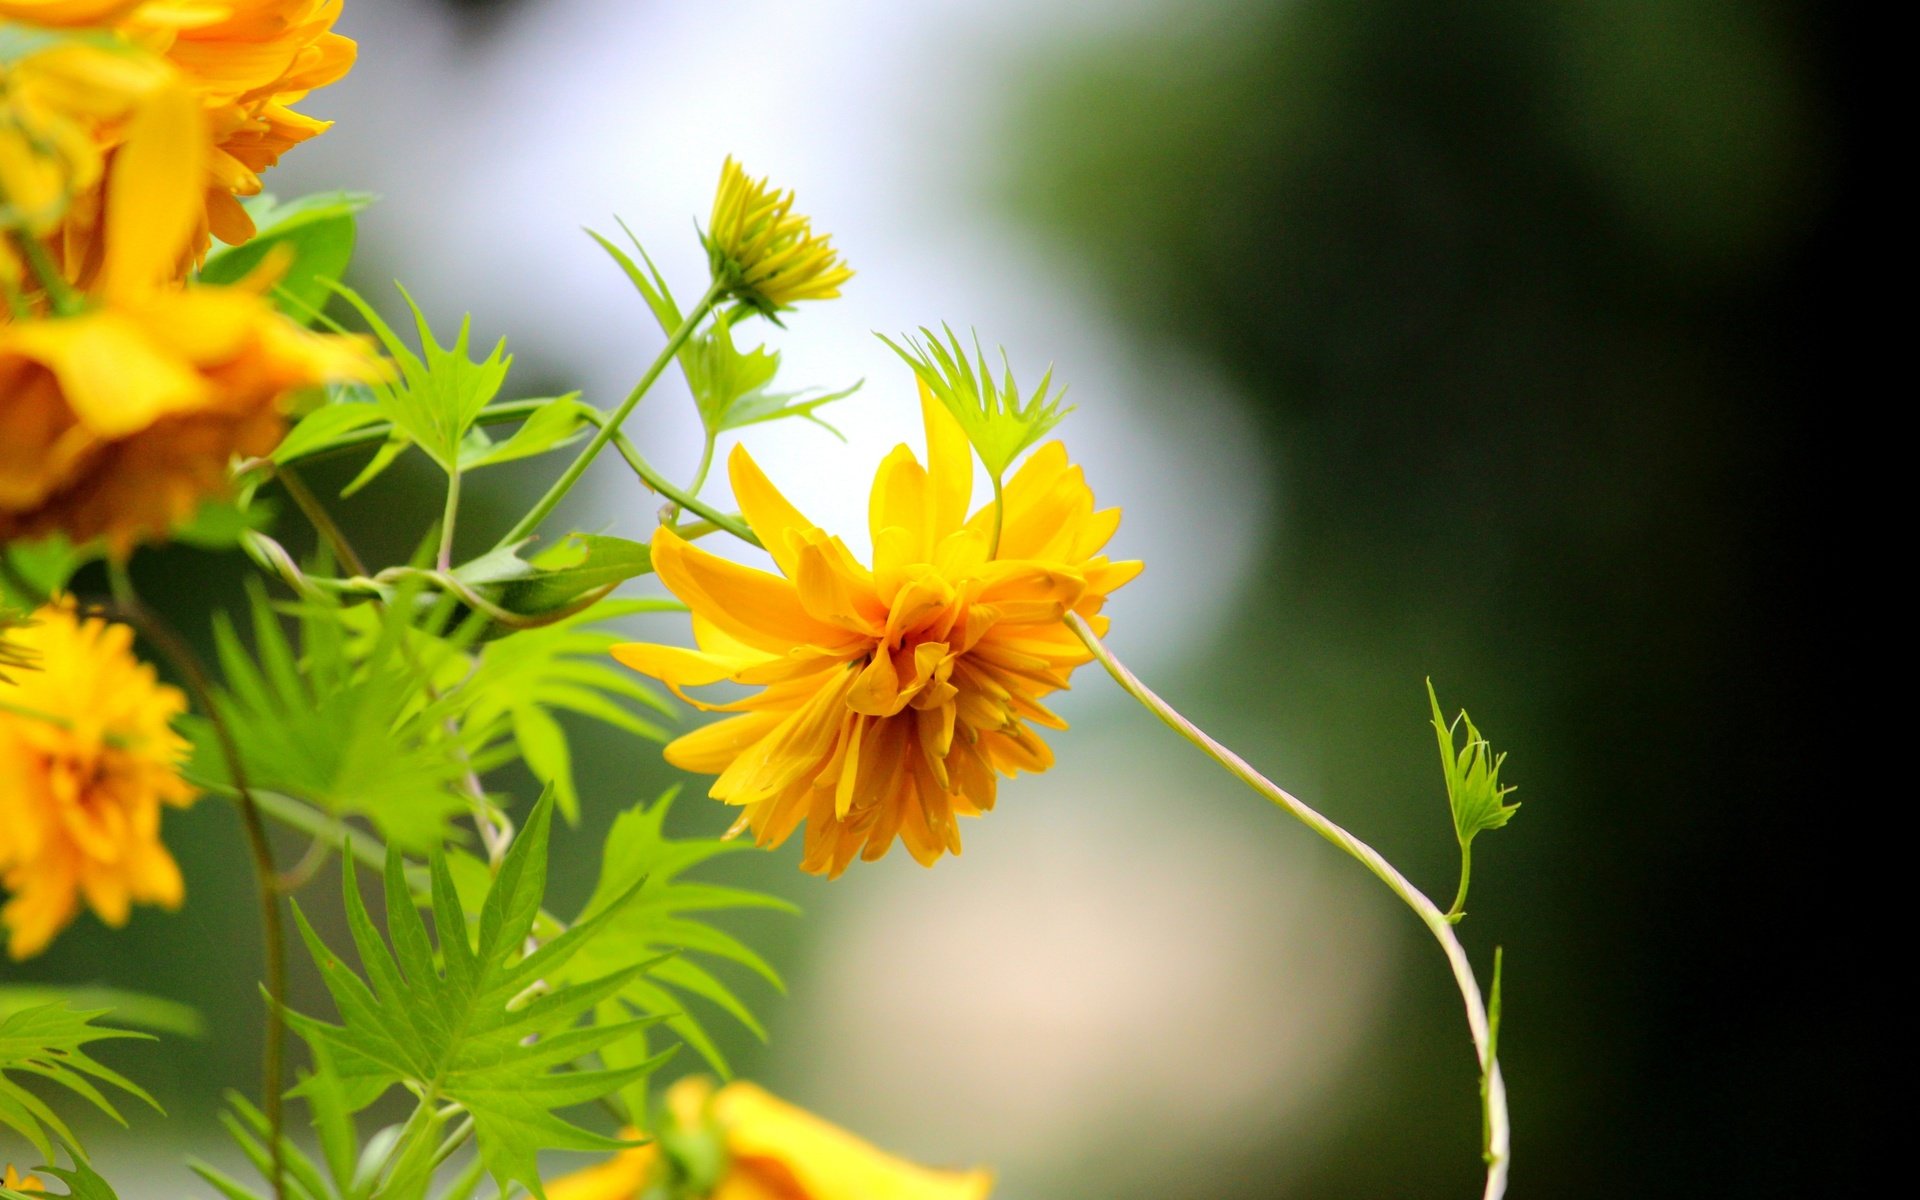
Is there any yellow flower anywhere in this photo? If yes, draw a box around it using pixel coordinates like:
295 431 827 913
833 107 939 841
704 156 851 315
546 1078 992 1200
3 1165 46 1192
0 601 196 960
614 388 1138 876
0 68 380 553
0 1 355 282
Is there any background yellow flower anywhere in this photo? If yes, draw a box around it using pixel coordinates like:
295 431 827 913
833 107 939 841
614 393 1138 876
545 1078 992 1200
0 602 195 960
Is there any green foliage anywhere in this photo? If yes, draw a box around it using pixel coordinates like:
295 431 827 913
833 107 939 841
881 325 1071 479
2 1158 121 1200
284 798 667 1199
327 284 510 486
1429 680 1519 848
0 1002 156 1162
589 224 858 441
560 790 796 1096
0 538 90 604
446 534 660 630
455 597 676 820
187 587 483 852
200 192 374 322
0 987 202 1039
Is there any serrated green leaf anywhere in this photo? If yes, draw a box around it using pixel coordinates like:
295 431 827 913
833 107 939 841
185 585 478 851
558 790 794 1080
0 987 203 1038
283 797 659 1200
1429 680 1519 847
882 325 1071 479
0 1003 156 1163
273 400 387 466
458 395 591 470
327 283 511 476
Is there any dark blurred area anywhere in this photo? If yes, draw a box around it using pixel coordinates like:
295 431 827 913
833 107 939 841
1004 1 1850 1196
8 0 1857 1195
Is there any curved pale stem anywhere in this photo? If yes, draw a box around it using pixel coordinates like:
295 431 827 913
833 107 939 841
497 279 726 549
1064 613 1510 1199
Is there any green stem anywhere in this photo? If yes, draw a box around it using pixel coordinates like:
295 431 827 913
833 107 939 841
1447 840 1472 922
665 431 719 525
438 470 463 572
10 231 79 315
498 279 725 549
277 465 370 577
986 472 1005 559
105 598 290 1200
1064 613 1510 1199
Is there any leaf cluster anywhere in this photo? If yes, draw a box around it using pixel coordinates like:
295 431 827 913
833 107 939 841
0 1002 156 1162
1429 680 1519 849
284 799 666 1199
590 224 859 442
882 324 1071 479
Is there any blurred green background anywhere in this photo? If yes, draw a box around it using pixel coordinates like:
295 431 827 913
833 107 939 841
5 0 1849 1196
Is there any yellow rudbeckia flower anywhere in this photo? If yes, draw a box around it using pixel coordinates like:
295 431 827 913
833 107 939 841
0 67 379 552
545 1078 992 1200
614 388 1139 876
0 601 196 960
705 156 852 315
0 0 355 280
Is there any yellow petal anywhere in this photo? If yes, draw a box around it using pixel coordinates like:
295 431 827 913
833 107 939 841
729 443 815 579
919 378 972 541
714 1083 993 1200
101 75 206 300
652 528 862 656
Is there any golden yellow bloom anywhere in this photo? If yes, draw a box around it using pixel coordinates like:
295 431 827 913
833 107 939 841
3 1165 46 1193
0 71 379 552
0 38 175 243
546 1078 992 1200
0 602 195 960
705 156 852 314
0 1 355 281
614 389 1138 876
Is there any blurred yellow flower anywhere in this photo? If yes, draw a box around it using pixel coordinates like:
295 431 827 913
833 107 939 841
0 0 355 282
705 156 851 314
0 602 196 960
546 1078 992 1200
2 1165 45 1192
614 389 1138 876
0 70 380 552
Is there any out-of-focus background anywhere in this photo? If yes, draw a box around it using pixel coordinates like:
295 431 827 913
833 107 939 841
10 0 1854 1196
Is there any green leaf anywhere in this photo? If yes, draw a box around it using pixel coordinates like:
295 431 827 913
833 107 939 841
1 536 95 603
283 797 666 1199
200 192 375 323
1429 680 1519 848
457 395 591 471
172 498 276 551
881 325 1071 479
185 585 479 852
9 1157 124 1200
559 790 796 1082
456 597 676 820
328 283 511 476
0 987 203 1038
273 394 387 466
0 1002 156 1163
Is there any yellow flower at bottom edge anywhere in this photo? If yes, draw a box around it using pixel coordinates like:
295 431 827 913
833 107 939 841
0 601 196 960
612 388 1140 877
3 1165 46 1193
545 1078 992 1200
